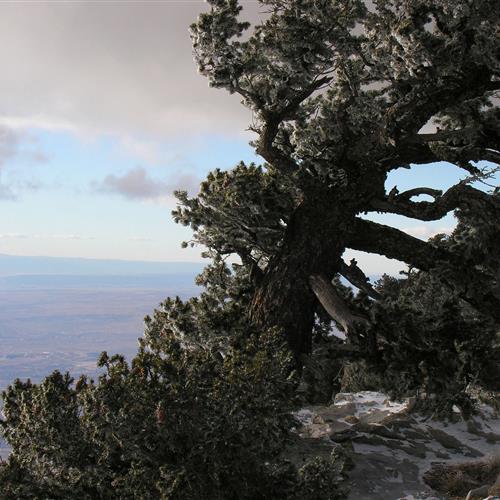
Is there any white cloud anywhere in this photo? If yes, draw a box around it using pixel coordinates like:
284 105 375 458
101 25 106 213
0 115 77 134
117 136 163 165
0 233 28 239
0 233 95 240
36 234 96 241
129 236 153 242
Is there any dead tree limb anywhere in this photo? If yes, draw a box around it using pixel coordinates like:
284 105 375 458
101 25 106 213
309 274 370 334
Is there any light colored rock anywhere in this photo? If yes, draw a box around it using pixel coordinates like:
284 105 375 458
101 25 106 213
294 408 314 426
334 392 355 404
344 414 360 424
315 402 357 421
303 423 334 439
358 408 396 425
465 484 489 499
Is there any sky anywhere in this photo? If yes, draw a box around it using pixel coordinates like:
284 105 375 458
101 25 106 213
0 1 486 275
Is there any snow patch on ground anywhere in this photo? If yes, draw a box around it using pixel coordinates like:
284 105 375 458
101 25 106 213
293 392 500 500
294 408 315 426
334 390 409 416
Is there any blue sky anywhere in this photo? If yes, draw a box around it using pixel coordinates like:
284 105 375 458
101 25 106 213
0 128 259 262
0 2 492 275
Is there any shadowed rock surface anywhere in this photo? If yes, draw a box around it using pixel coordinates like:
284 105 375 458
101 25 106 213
290 392 500 500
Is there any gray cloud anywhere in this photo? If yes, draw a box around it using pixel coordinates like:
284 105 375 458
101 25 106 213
0 2 264 138
0 125 48 166
167 172 201 195
20 179 44 192
95 166 200 201
0 126 20 167
98 167 166 200
0 125 48 199
0 127 17 195
0 183 16 200
0 165 16 200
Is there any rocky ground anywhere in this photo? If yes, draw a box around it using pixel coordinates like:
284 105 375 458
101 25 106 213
290 392 500 500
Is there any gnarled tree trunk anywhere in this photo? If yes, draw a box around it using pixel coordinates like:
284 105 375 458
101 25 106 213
249 194 352 359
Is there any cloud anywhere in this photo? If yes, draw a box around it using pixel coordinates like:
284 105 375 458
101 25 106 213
0 233 94 240
97 167 167 200
0 3 265 139
19 179 44 192
129 236 153 242
118 136 163 164
167 172 201 195
0 233 27 239
0 181 16 200
36 234 96 241
0 125 47 166
0 131 17 196
0 126 20 167
0 125 48 200
94 166 200 201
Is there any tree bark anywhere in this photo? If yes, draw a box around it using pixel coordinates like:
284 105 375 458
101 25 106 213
249 196 349 360
249 186 500 361
345 218 451 272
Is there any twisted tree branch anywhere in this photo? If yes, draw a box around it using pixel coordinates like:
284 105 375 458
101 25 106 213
256 77 331 174
345 218 500 324
345 218 450 271
369 183 499 221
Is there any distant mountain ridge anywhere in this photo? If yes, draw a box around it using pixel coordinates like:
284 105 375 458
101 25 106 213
0 253 204 277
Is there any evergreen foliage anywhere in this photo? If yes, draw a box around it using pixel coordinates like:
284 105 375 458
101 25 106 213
341 205 500 415
0 328 347 499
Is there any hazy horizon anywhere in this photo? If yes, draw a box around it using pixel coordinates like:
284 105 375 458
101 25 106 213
0 252 205 277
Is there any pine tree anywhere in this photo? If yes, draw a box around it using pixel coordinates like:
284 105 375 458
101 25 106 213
186 0 500 360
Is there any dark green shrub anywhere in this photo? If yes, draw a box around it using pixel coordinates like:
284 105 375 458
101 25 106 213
0 326 346 499
361 268 500 416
